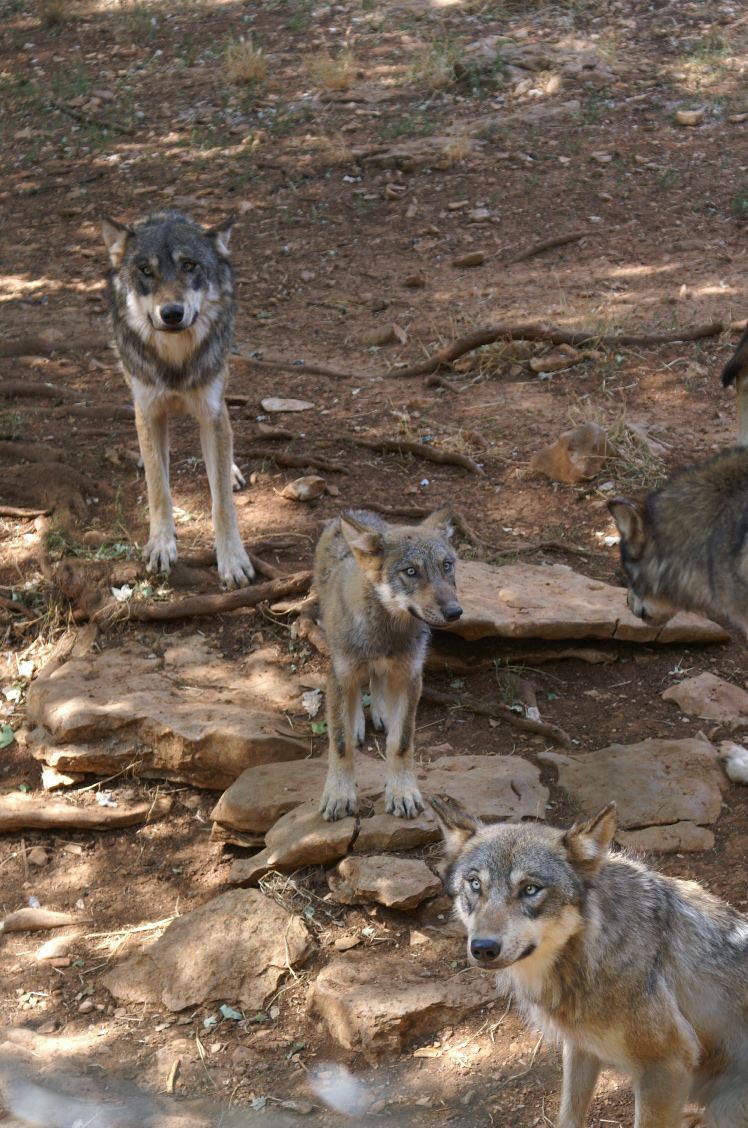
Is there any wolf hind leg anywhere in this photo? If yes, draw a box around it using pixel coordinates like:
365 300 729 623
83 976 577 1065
320 669 361 821
370 670 387 732
383 669 423 819
634 1061 692 1128
135 402 177 574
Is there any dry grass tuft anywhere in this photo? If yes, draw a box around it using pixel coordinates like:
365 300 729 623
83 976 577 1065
409 41 461 92
40 0 69 26
305 48 357 92
316 133 354 165
440 126 473 162
225 37 269 87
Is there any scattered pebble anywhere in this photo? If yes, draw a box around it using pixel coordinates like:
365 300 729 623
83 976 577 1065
676 109 704 126
261 398 315 413
452 251 486 268
27 847 49 867
281 476 327 502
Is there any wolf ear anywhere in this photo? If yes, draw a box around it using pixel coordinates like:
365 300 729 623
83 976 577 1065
419 502 454 539
608 498 646 560
340 514 383 561
429 796 481 861
101 216 133 268
563 802 617 879
207 215 235 257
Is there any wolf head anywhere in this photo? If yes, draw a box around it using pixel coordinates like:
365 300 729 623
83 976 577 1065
339 504 462 627
607 498 680 625
101 211 235 363
430 797 617 974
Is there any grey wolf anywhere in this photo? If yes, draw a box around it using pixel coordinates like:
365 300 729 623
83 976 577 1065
101 210 254 588
723 322 748 445
315 505 461 821
431 796 748 1128
607 447 748 634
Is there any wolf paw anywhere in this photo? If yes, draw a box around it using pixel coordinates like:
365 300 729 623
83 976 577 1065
370 702 387 732
144 531 178 574
231 462 246 491
385 781 424 820
320 781 359 822
217 546 255 589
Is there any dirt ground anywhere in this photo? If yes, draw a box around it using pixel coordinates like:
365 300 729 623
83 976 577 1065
2 0 748 1124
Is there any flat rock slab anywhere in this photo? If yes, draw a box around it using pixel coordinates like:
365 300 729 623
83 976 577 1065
101 889 311 1012
229 801 357 885
617 822 714 855
329 856 441 910
448 562 729 645
0 792 172 832
27 639 309 790
539 738 725 830
216 754 547 845
662 672 748 723
307 951 496 1061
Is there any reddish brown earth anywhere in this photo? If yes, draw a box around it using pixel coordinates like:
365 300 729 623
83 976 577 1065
2 0 748 1124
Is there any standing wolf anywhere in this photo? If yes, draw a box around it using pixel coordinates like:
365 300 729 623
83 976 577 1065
101 210 254 588
431 796 748 1128
608 328 748 634
315 505 461 821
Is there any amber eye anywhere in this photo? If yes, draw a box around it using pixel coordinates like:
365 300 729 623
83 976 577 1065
405 566 417 577
139 264 153 277
182 260 195 272
443 560 453 572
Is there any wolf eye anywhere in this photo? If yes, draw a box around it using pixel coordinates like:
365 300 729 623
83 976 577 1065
139 264 153 277
468 878 481 893
182 260 196 272
404 566 417 577
521 884 540 897
443 560 453 572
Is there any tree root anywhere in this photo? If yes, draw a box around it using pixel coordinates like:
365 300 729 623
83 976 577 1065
420 685 573 749
237 446 349 474
344 435 484 475
101 570 313 624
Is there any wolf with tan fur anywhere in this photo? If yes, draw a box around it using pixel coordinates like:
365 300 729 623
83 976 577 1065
431 795 748 1128
315 506 462 821
101 210 254 588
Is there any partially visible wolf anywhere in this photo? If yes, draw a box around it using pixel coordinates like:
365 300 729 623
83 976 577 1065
431 796 748 1128
315 505 461 821
608 449 748 634
101 210 254 588
608 329 748 634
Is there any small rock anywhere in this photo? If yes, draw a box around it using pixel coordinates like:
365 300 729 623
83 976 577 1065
79 999 94 1014
50 958 71 969
27 847 49 867
384 182 407 200
362 323 408 347
300 270 315 282
281 1101 315 1115
529 349 584 374
662 673 748 723
37 934 79 961
728 113 748 125
410 930 430 946
447 200 469 211
467 209 490 223
281 476 327 502
41 767 85 791
529 422 615 484
229 802 356 886
616 822 714 854
261 398 315 413
334 934 362 952
14 128 32 141
326 483 340 497
36 1021 57 1034
590 151 613 164
82 530 108 548
719 741 748 784
676 109 704 126
329 856 441 910
452 251 486 268
353 803 439 852
403 274 426 288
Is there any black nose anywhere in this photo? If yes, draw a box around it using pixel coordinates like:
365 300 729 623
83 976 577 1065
471 936 501 961
443 603 462 622
160 303 185 326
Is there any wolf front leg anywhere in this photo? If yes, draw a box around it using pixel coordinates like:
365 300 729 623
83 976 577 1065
198 392 255 588
134 400 178 574
320 666 362 821
634 1061 693 1128
556 1044 601 1128
382 664 424 819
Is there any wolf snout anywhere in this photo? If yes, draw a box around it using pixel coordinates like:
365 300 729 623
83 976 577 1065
160 302 186 327
442 601 462 623
470 936 501 963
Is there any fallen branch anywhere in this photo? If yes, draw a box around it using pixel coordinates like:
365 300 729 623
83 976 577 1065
0 595 36 620
369 320 727 385
504 230 592 266
111 570 313 622
0 907 93 935
0 381 66 400
420 685 572 749
356 502 488 550
180 537 307 570
0 794 173 833
297 613 328 656
237 446 349 474
344 436 484 476
231 354 351 379
0 505 51 518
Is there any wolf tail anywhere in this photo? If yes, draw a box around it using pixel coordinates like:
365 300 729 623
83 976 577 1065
722 323 748 446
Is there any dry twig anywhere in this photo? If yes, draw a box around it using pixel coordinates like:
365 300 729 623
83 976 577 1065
237 446 349 474
108 570 313 623
0 505 51 518
344 435 484 475
232 354 350 379
421 685 572 748
504 230 592 265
